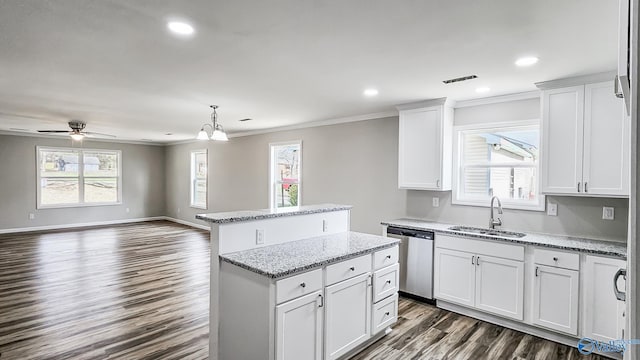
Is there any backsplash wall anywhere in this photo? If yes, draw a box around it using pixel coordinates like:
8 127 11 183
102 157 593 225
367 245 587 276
406 190 628 242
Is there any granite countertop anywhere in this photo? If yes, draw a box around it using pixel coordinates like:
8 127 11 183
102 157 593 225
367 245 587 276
382 218 627 259
196 203 352 224
220 231 399 279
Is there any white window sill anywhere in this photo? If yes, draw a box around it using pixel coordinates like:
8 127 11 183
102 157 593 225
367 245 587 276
452 198 545 212
37 202 123 210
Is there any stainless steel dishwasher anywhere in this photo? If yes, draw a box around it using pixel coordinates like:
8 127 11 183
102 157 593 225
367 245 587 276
386 226 434 301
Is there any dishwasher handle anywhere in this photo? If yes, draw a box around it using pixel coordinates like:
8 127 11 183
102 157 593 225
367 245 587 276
614 268 627 302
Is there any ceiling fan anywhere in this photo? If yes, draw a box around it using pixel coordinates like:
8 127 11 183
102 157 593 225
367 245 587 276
37 121 115 141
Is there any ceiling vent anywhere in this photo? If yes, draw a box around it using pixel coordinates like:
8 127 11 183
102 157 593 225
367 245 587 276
442 75 478 84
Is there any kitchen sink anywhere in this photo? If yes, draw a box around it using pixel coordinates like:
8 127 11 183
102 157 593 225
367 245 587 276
448 225 526 238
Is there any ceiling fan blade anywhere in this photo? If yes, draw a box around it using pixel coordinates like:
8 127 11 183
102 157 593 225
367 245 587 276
37 130 71 133
83 131 116 138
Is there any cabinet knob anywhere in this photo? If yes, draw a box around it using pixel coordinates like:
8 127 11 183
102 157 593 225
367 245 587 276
350 267 355 271
386 255 392 259
300 282 306 288
385 311 390 316
553 257 558 262
386 280 392 284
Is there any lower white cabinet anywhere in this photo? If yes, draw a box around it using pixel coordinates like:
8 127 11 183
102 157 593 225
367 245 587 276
532 265 579 335
276 290 324 360
434 248 475 307
434 245 524 320
475 255 524 320
324 272 372 360
582 255 626 342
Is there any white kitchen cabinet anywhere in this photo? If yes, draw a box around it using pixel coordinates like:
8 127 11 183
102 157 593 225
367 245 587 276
475 255 524 321
532 265 579 335
583 255 626 343
434 247 476 308
434 241 524 321
397 98 453 190
540 80 629 196
324 272 372 360
276 291 324 360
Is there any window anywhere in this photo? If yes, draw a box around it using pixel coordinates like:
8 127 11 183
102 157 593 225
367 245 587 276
37 147 121 208
453 121 544 210
190 149 208 209
270 141 301 209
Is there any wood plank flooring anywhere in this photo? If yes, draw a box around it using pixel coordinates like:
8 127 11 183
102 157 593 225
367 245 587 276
0 221 611 359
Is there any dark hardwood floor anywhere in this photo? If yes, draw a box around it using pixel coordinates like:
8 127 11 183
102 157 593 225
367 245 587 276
0 221 610 359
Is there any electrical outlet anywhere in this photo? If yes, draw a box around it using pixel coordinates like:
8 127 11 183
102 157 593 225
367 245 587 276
322 220 328 232
28 213 35 220
126 208 130 213
256 229 265 245
603 207 615 220
547 203 558 216
432 197 439 207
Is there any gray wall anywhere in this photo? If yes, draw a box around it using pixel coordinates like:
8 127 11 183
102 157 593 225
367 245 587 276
0 134 166 230
165 117 408 235
165 111 628 242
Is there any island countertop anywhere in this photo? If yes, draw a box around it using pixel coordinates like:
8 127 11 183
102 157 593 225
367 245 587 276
196 203 352 224
220 231 399 279
382 218 627 259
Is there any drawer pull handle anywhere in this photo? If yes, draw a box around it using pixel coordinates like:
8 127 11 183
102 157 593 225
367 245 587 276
553 257 558 262
318 294 324 308
386 280 392 285
386 255 392 259
384 311 390 317
535 266 539 277
300 282 306 288
350 267 355 271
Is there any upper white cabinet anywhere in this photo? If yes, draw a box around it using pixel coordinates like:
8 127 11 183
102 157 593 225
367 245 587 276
539 77 629 196
397 98 453 190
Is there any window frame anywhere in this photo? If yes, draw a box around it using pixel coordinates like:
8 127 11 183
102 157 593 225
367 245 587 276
269 140 302 209
190 149 208 210
36 146 123 209
452 120 545 211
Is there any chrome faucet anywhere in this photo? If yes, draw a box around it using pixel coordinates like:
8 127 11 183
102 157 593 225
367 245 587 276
489 196 503 229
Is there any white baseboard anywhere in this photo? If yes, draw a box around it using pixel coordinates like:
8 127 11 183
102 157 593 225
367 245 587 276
0 216 166 234
163 216 210 231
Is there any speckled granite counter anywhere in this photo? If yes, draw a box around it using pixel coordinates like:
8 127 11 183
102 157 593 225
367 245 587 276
220 231 399 278
196 203 352 224
382 218 627 259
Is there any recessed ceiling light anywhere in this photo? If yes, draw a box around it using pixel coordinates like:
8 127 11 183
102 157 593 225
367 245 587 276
476 87 491 93
515 56 539 67
363 89 379 97
167 21 195 36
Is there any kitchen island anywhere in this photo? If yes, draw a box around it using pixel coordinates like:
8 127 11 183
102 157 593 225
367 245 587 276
197 204 399 360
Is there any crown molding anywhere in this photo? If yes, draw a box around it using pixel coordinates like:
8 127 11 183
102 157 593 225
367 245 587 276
454 91 540 108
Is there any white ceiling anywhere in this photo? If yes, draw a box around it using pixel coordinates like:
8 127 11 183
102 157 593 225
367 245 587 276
0 0 618 143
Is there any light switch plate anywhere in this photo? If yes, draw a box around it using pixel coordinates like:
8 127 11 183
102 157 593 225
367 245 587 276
432 197 439 207
547 203 558 216
256 229 265 244
28 213 35 220
603 207 615 220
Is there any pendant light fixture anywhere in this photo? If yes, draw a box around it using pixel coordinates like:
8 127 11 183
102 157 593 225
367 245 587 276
197 105 229 141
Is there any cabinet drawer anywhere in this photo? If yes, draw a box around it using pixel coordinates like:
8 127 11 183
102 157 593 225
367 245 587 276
373 246 399 270
373 264 399 303
533 248 579 270
276 269 323 304
436 235 524 261
326 254 372 286
372 293 398 334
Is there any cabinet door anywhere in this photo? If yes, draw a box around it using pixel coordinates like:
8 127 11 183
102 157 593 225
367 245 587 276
583 82 629 196
275 291 323 360
541 86 585 194
583 255 626 342
533 265 579 335
398 107 442 190
324 273 371 360
475 255 524 320
433 248 475 308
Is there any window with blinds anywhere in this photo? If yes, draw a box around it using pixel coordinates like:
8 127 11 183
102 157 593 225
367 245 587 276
453 122 544 211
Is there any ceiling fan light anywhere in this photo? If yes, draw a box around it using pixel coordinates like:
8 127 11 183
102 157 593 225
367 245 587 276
196 129 210 140
70 133 85 141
